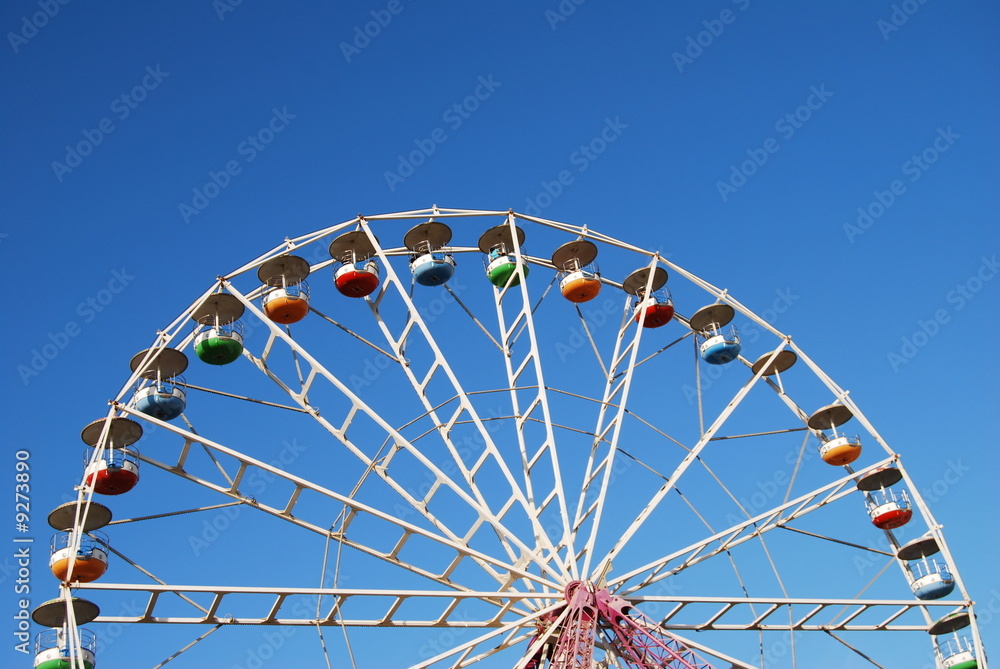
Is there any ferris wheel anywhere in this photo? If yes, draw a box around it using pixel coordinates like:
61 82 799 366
35 207 987 669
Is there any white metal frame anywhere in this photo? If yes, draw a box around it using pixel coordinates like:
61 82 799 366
51 208 986 669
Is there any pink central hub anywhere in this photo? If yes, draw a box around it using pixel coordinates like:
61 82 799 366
524 581 715 669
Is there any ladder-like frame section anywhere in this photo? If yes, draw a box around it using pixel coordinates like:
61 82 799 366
489 212 577 580
55 208 988 669
73 581 961 632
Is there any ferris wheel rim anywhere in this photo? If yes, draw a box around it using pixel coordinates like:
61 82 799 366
46 207 986 669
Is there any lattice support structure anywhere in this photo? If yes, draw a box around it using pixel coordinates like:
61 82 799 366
490 212 577 579
47 208 987 668
525 581 724 669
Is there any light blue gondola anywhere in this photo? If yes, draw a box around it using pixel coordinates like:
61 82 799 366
700 333 742 364
405 220 456 287
690 303 741 364
134 383 186 421
897 535 957 601
412 251 456 286
129 348 188 421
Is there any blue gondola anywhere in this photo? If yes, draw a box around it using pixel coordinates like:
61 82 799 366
130 348 188 420
405 219 457 287
690 304 740 364
134 382 186 421
700 331 741 364
897 536 956 601
909 560 956 600
412 251 456 286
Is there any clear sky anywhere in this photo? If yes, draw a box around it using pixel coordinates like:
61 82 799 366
3 2 999 668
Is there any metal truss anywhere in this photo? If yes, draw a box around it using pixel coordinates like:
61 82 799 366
73 582 961 633
55 208 988 669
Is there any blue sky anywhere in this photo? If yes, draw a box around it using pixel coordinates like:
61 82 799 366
3 1 999 668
